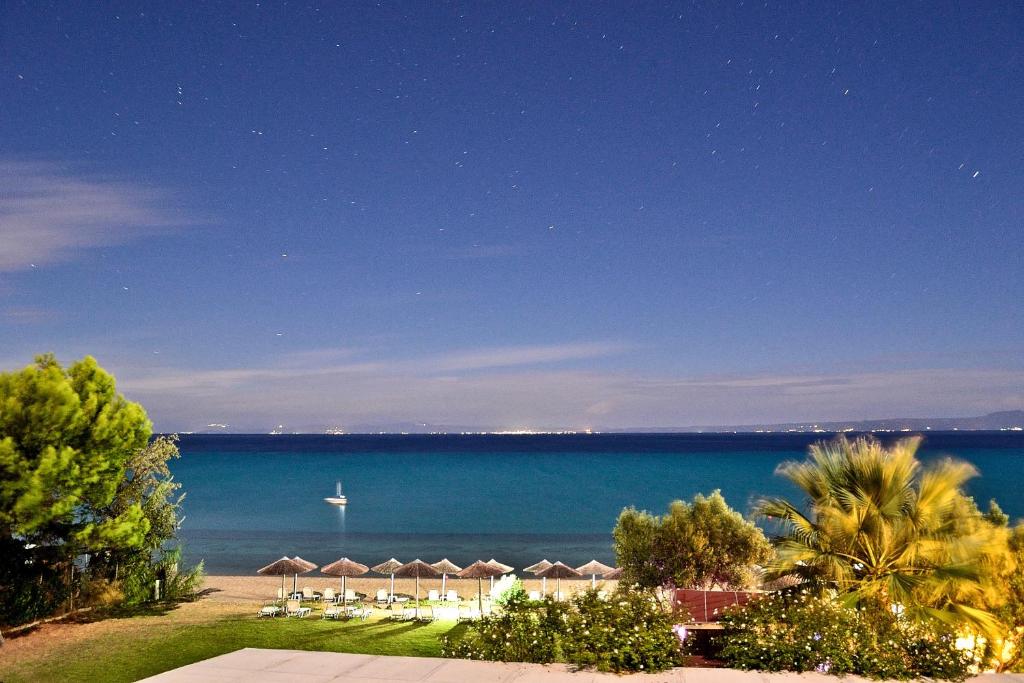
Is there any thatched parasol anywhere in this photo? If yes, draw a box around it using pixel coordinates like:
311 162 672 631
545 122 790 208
576 559 614 588
431 558 462 598
257 556 313 600
524 559 553 595
536 561 581 600
486 558 514 590
371 558 403 602
603 567 623 580
320 557 369 604
393 559 441 619
458 560 507 615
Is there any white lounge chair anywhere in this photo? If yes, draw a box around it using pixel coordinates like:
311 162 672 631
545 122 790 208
446 590 459 603
257 604 281 618
350 606 372 620
427 589 440 602
375 589 390 606
322 604 344 619
389 602 415 621
285 599 311 617
344 588 358 603
302 586 321 602
458 604 482 622
528 591 541 601
323 587 336 603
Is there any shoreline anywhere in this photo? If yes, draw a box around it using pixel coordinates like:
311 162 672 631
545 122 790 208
202 574 615 603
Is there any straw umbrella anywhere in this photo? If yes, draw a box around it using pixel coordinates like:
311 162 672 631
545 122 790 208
431 558 462 599
536 561 581 600
393 559 441 619
576 560 614 589
486 558 514 591
603 567 623 580
320 557 369 605
458 560 507 615
524 559 553 596
257 556 312 602
371 558 403 603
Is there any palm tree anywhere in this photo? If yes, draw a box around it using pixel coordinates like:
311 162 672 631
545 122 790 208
757 435 1011 633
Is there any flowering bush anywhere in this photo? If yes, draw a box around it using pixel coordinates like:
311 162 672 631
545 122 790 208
441 584 683 673
559 586 682 672
716 589 973 681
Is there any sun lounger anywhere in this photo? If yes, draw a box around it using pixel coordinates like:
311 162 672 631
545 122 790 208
528 590 541 601
445 590 459 602
427 589 440 602
389 602 414 621
323 587 336 603
322 604 344 619
458 604 482 622
285 599 311 617
375 589 390 606
302 586 321 602
343 605 371 620
344 589 358 603
257 604 282 617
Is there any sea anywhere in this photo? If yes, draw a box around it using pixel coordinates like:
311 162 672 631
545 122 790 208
171 432 1024 575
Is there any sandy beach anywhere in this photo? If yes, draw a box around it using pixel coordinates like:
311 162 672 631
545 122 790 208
202 574 615 604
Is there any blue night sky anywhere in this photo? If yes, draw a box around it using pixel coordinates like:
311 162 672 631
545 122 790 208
1 2 1022 431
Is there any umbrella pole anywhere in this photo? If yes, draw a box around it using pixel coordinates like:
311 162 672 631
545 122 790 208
542 576 546 596
342 575 347 606
592 574 596 589
441 573 447 598
478 577 483 615
281 575 285 604
293 573 298 595
415 574 420 619
556 577 561 601
390 573 395 603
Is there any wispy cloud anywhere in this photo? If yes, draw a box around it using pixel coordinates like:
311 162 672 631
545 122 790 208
0 160 184 271
107 343 1024 432
430 342 630 373
2 306 57 324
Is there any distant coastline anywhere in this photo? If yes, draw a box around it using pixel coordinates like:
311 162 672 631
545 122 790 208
168 410 1024 435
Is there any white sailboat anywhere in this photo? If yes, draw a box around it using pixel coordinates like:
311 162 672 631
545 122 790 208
324 480 348 506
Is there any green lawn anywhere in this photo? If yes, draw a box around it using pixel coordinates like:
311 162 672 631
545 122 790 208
1 612 467 683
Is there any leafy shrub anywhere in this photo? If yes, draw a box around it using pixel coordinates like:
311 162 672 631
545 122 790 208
560 586 682 672
717 589 973 681
441 584 683 673
441 589 566 664
493 577 526 607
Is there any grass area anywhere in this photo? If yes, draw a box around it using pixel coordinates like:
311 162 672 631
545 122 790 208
1 608 466 683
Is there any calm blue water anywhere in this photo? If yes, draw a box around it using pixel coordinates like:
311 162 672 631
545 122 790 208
171 432 1024 574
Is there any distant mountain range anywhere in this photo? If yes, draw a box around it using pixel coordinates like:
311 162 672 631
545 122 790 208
186 410 1024 434
680 410 1024 434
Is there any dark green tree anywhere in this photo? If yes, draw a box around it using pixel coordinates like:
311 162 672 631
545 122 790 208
613 490 772 589
0 355 157 623
88 434 203 603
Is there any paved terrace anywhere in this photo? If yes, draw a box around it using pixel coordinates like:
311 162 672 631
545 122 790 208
142 649 1024 682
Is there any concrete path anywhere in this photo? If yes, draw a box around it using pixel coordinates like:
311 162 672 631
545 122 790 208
140 649 1024 683
142 651 1024 679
